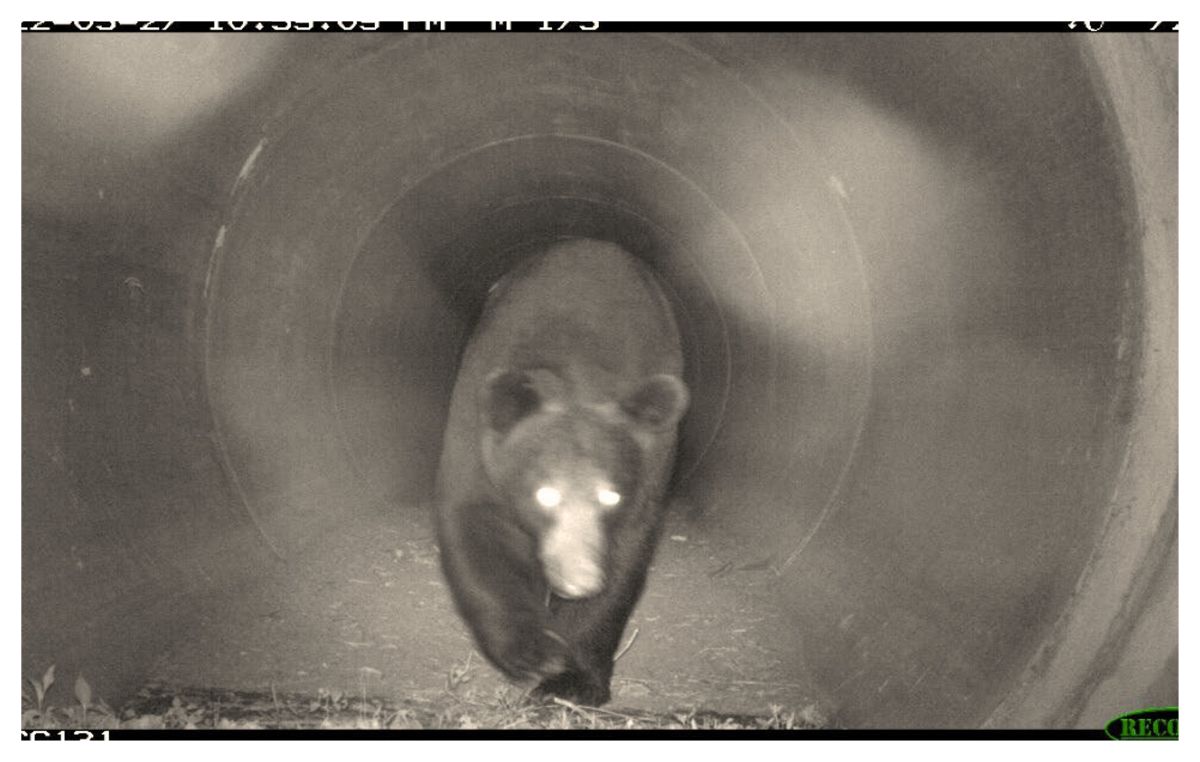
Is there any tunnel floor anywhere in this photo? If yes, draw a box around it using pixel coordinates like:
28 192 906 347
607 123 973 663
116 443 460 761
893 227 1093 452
144 504 827 723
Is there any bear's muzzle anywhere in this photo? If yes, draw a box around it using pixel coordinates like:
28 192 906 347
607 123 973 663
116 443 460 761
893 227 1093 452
540 508 606 599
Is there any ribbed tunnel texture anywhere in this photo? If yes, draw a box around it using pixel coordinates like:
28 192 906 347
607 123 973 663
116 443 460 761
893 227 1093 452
22 33 1173 727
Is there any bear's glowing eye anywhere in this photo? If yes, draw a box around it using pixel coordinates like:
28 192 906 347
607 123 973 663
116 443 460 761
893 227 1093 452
535 487 562 509
597 488 622 507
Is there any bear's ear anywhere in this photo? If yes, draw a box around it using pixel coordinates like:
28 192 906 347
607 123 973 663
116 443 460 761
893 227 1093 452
481 369 541 435
621 374 690 431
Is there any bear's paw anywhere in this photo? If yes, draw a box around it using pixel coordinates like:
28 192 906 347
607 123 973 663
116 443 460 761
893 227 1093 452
531 669 612 707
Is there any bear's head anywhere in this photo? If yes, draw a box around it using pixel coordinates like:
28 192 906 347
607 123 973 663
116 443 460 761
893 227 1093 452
479 368 689 599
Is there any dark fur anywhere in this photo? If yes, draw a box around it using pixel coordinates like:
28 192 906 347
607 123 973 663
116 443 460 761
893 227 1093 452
434 239 688 705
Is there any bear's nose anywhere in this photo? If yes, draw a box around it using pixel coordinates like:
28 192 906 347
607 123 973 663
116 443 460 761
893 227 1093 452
547 561 604 599
552 577 601 599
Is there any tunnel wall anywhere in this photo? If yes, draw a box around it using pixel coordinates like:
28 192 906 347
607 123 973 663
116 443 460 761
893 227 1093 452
21 33 1176 727
985 34 1178 729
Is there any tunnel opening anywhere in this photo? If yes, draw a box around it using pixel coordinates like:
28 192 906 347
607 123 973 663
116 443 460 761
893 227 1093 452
22 32 1175 729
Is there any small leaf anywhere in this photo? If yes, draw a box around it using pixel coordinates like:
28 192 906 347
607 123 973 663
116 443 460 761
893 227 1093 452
74 675 92 707
42 664 57 693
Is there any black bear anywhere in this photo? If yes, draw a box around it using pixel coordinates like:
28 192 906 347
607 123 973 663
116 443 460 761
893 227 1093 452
435 238 689 705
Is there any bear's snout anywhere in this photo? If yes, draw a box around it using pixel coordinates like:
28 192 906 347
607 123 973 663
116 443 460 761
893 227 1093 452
546 559 605 599
540 511 606 599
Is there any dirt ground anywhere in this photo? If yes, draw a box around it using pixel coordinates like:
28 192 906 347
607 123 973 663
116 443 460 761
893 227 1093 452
146 503 828 723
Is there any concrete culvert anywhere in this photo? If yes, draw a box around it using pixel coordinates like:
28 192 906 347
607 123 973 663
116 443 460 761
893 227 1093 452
22 32 1175 729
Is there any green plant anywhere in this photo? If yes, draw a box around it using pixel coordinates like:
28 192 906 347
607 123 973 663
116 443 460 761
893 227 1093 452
22 666 118 728
26 664 56 715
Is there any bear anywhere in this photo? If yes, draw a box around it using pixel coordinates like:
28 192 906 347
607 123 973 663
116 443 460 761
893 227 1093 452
434 238 690 706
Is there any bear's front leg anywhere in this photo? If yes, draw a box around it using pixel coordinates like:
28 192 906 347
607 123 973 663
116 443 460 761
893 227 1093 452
474 609 569 683
532 516 664 706
437 498 569 683
531 594 629 706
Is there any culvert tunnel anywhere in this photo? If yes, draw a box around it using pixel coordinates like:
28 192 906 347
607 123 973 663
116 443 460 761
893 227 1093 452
21 32 1176 728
